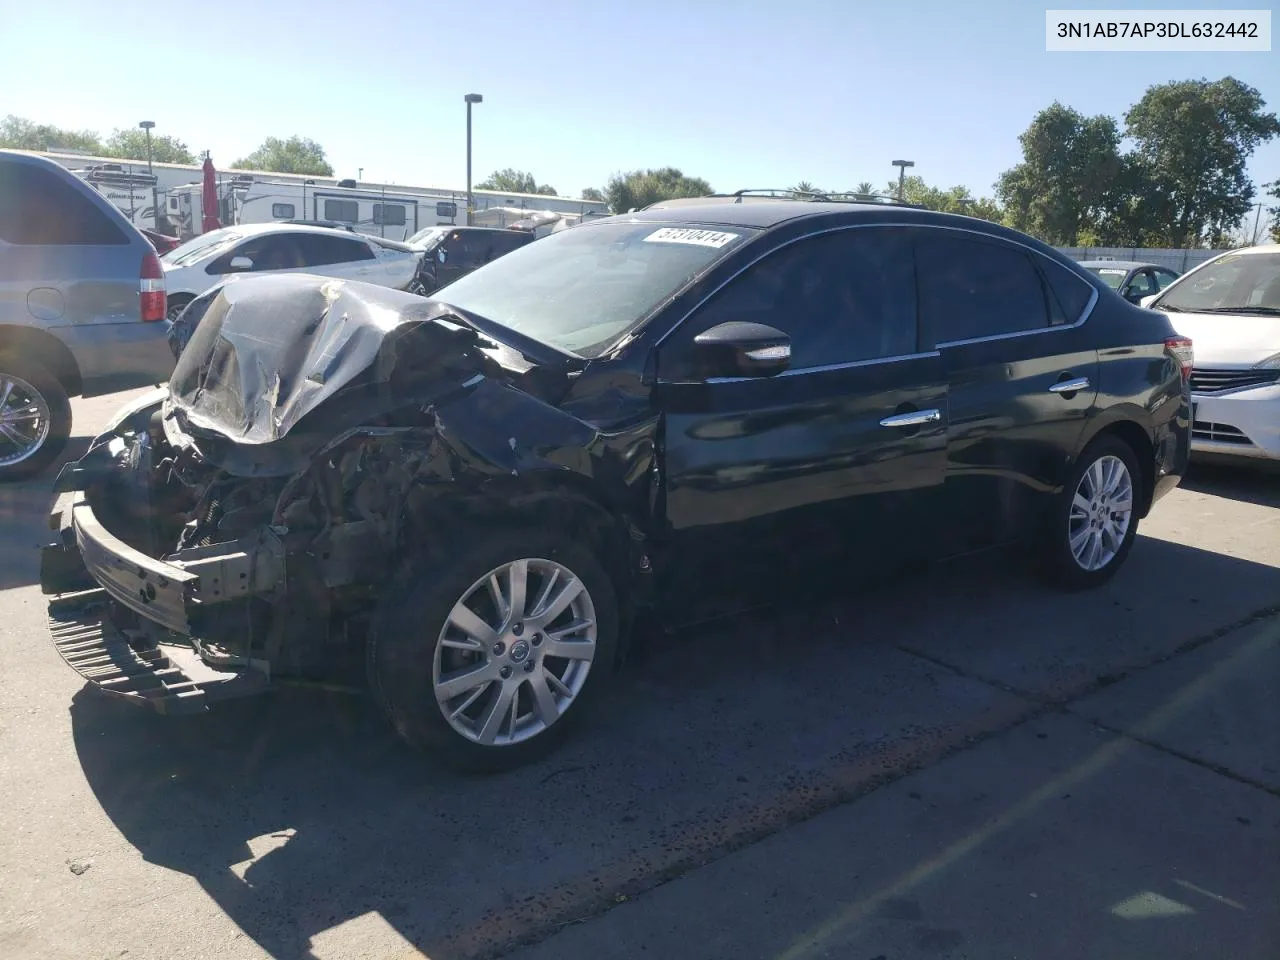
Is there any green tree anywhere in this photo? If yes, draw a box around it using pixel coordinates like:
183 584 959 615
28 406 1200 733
0 115 102 154
477 167 557 195
1265 180 1280 244
995 103 1124 245
604 167 712 213
103 128 195 164
233 136 333 176
1124 77 1280 247
882 175 1003 222
580 187 606 203
852 181 877 199
792 181 821 194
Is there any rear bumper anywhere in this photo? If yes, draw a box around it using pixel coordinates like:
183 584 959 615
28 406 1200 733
41 491 282 712
50 321 175 397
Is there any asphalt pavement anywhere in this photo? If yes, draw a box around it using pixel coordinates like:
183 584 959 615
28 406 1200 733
0 391 1277 960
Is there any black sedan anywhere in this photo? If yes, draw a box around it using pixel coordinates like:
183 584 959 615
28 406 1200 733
41 198 1192 771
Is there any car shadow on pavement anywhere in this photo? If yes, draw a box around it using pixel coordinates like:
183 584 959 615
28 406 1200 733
0 435 92 592
1181 461 1280 509
68 532 1280 960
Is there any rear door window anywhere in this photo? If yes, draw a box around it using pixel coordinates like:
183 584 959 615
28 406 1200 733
297 233 375 266
916 232 1049 343
0 159 129 245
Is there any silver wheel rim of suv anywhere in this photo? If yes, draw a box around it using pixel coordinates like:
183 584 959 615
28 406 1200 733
0 374 52 467
432 557 598 747
1068 454 1134 572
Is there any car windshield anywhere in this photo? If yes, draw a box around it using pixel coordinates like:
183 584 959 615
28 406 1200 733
161 228 242 267
1085 266 1129 289
1157 251 1280 314
432 220 756 357
408 226 447 248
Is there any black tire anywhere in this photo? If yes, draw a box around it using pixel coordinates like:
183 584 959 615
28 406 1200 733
166 295 193 324
0 355 72 483
368 528 619 773
1040 434 1142 589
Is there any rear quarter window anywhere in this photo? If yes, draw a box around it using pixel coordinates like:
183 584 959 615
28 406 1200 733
0 160 129 245
1039 257 1095 324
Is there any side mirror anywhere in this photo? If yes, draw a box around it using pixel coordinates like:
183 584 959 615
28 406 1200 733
228 256 254 271
692 321 792 378
1139 294 1159 309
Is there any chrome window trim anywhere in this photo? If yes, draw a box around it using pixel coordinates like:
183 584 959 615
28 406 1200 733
652 221 1100 357
669 350 940 386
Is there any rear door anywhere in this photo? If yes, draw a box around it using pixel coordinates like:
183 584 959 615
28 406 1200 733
654 225 949 612
294 233 380 282
914 228 1099 549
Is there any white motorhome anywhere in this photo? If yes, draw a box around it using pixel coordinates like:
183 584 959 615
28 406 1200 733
166 178 462 242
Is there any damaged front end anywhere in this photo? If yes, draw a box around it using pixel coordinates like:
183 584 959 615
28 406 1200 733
39 275 522 712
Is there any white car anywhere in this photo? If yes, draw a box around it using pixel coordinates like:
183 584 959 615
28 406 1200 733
1143 244 1280 462
160 223 421 321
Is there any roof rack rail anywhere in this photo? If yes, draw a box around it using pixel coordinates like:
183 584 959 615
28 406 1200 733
727 188 919 207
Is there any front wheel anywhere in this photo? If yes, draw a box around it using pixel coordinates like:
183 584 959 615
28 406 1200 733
368 528 619 772
1041 435 1141 589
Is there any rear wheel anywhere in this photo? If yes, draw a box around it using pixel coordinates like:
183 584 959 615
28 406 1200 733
166 295 194 323
368 528 618 772
0 356 71 483
1041 435 1141 588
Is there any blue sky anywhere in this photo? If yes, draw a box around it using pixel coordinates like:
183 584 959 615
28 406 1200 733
2 0 1276 202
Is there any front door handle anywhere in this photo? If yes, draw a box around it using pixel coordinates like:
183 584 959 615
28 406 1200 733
1048 376 1091 394
879 408 942 428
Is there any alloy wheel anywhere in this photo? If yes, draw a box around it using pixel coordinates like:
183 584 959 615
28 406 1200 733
1068 454 1134 572
0 374 52 468
432 557 598 746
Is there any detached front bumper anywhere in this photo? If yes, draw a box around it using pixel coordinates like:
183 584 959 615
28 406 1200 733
40 490 282 713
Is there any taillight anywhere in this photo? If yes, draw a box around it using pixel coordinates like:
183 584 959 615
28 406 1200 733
140 251 166 322
1165 335 1193 382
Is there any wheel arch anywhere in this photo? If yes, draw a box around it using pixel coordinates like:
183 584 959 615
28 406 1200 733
401 475 648 663
0 324 83 397
1078 412 1156 517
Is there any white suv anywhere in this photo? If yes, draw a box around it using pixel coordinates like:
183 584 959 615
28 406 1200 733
161 223 421 321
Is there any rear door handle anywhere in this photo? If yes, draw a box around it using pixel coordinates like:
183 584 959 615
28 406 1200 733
879 408 942 428
1048 377 1090 394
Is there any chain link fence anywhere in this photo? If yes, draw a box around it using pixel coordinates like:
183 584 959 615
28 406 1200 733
1055 247 1225 272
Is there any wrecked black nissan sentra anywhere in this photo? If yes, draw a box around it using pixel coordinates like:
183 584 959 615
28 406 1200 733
40 199 1189 770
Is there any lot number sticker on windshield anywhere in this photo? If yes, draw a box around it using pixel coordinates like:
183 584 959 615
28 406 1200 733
643 227 739 249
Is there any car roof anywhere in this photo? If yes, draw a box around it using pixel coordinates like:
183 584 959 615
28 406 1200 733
602 200 934 229
1077 260 1157 271
220 222 372 239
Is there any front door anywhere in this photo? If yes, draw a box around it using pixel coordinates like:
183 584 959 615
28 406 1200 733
913 228 1100 549
653 226 949 617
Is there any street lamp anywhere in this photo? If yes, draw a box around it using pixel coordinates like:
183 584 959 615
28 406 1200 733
891 159 914 201
139 121 158 229
464 93 483 226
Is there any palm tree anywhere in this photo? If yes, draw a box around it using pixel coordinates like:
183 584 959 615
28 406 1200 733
791 181 820 195
853 181 877 199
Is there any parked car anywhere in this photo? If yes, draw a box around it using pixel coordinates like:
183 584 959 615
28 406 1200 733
1141 244 1280 462
1079 260 1181 304
0 150 174 481
407 226 533 297
41 199 1191 771
160 223 420 321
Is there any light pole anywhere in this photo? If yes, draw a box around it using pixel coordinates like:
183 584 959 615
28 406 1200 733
891 159 914 201
357 167 363 181
139 121 158 229
464 93 483 226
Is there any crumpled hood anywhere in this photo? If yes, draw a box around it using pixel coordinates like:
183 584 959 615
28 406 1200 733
166 274 489 444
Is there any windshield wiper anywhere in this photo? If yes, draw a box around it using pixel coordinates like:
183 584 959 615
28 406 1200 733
1189 305 1280 316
